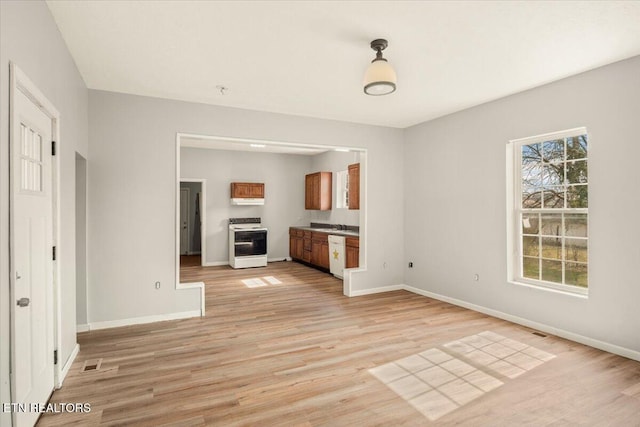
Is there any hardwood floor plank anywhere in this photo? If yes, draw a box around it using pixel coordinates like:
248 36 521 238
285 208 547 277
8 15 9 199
38 261 640 426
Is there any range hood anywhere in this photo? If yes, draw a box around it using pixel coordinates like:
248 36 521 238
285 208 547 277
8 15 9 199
231 198 264 206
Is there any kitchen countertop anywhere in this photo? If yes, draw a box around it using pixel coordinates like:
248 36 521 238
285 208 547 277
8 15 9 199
291 226 359 237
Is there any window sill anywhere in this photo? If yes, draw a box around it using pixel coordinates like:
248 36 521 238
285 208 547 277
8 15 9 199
508 279 589 299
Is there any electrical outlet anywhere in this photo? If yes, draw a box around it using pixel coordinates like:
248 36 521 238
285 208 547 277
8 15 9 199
155 281 161 289
408 262 414 268
474 274 479 281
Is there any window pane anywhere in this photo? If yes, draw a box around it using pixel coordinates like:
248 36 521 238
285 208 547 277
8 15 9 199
543 164 564 186
542 188 564 208
522 143 542 164
565 214 587 237
522 163 543 187
541 214 562 236
523 257 539 280
565 238 587 263
567 160 587 184
522 236 539 256
522 213 539 234
542 139 564 163
522 188 542 208
567 185 588 208
566 135 587 160
565 262 588 287
541 237 562 260
541 260 563 283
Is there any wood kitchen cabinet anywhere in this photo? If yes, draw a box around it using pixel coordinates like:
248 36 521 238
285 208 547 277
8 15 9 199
303 231 311 262
311 232 330 269
345 236 360 268
231 182 264 198
305 172 332 210
289 228 304 260
348 163 360 210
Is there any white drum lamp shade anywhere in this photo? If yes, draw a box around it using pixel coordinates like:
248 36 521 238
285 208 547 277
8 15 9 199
363 39 397 96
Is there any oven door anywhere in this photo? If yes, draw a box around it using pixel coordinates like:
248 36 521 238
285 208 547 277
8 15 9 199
234 229 267 257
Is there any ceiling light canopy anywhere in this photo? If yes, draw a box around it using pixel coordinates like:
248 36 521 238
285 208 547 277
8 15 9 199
363 39 397 96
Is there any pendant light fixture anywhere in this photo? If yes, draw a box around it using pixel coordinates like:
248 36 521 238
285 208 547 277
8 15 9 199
363 39 397 96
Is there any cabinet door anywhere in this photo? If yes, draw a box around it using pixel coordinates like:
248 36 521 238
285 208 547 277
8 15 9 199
346 246 359 268
310 240 321 265
305 174 316 209
249 183 264 198
305 172 332 210
345 237 359 268
289 234 296 258
319 241 330 269
295 237 303 259
348 163 360 210
231 182 264 199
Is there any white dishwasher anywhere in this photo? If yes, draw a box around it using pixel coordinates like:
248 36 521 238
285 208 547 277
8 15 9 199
328 235 345 279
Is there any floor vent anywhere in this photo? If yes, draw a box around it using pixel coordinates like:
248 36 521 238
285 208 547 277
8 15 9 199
81 358 103 372
532 331 547 337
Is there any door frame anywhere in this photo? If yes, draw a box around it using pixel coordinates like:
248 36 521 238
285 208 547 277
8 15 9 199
9 63 63 404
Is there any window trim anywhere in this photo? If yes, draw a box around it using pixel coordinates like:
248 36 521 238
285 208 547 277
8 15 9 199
507 127 589 297
336 169 349 209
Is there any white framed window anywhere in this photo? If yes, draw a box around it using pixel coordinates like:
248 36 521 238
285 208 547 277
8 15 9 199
336 169 349 209
508 127 588 295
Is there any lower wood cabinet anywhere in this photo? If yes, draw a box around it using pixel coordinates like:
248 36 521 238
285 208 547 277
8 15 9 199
290 228 312 263
345 236 360 268
289 229 304 259
311 232 330 269
290 227 358 271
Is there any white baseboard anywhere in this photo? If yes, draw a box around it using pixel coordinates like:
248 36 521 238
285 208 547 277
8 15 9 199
349 284 403 297
268 257 289 263
57 343 79 388
88 310 201 331
203 261 228 267
401 284 640 363
76 324 90 333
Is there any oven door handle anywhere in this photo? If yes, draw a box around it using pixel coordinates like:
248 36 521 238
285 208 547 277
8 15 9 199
234 242 253 246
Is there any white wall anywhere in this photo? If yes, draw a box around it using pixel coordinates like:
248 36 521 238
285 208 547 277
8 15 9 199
76 154 88 326
0 1 88 423
307 150 361 227
403 56 640 354
181 148 312 264
89 89 404 322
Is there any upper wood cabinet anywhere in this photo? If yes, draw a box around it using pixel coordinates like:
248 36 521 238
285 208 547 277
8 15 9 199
231 182 264 199
348 163 360 210
305 172 332 210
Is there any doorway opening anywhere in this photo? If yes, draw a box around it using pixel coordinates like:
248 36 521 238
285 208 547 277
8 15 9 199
75 153 88 331
175 132 367 297
179 180 205 273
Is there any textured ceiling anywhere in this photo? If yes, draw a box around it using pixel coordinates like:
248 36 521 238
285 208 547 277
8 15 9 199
47 1 640 128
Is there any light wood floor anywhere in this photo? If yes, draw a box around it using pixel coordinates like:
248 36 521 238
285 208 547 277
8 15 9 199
38 262 640 426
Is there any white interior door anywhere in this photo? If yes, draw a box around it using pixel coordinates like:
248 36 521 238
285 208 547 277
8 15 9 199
180 188 190 255
11 88 55 426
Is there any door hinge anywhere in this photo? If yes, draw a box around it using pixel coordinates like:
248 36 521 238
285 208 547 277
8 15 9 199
54 350 58 365
52 246 56 261
52 140 56 156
